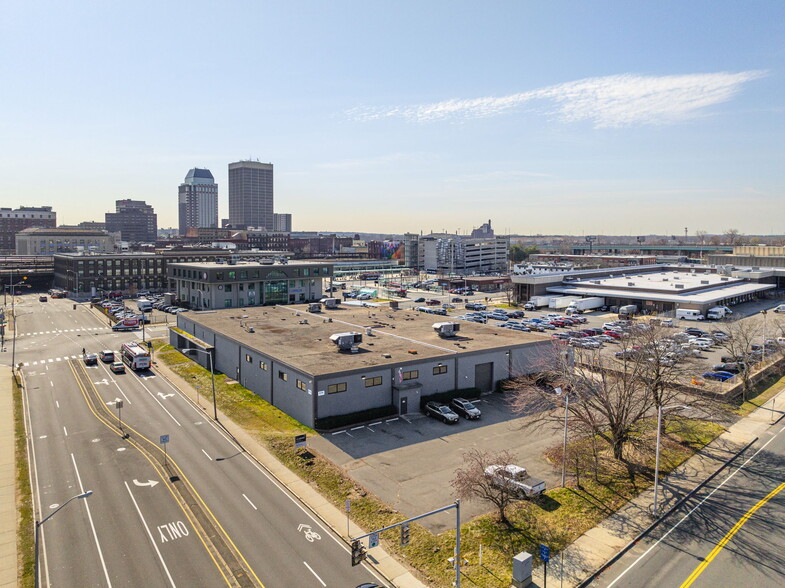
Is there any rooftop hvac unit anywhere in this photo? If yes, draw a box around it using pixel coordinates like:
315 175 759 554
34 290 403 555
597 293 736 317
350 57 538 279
675 284 685 289
433 322 461 338
701 280 709 285
627 282 635 286
721 277 729 281
329 332 363 351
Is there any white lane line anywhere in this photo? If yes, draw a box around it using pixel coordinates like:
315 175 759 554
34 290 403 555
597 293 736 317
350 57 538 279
55 401 59 408
201 449 212 461
50 381 53 387
129 372 181 427
242 493 257 510
607 428 785 587
350 425 365 431
303 561 326 587
56 357 61 362
385 417 399 423
368 421 383 427
70 453 113 587
48 359 53 363
124 482 176 587
63 426 68 437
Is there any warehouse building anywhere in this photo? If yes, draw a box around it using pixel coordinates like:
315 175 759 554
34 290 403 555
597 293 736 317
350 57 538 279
171 304 552 429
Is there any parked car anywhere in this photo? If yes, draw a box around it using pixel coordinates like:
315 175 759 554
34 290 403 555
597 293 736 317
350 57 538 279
39 295 48 302
484 464 546 498
99 350 115 363
450 397 481 420
83 353 98 366
702 371 736 382
413 297 425 303
110 361 126 374
523 302 536 311
451 297 464 303
712 363 742 374
424 401 459 424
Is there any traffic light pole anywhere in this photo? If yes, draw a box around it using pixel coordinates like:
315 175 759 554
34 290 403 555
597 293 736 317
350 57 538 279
351 500 462 586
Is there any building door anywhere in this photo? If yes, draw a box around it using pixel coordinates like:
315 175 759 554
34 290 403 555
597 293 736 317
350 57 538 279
474 362 493 393
400 396 408 415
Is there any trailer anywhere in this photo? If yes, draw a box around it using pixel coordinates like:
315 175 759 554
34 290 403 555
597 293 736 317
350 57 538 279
618 304 638 319
566 297 605 313
527 295 560 308
549 296 582 309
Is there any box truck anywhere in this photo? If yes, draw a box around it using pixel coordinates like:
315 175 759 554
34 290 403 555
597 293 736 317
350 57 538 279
676 309 705 321
706 306 729 320
549 296 582 309
527 295 559 309
618 304 638 319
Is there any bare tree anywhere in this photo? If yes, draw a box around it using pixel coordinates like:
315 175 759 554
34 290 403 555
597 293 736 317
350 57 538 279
451 449 519 525
723 228 742 246
695 230 708 245
715 316 763 401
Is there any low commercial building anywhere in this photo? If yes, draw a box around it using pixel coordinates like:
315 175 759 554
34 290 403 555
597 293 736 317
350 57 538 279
512 264 776 315
17 227 116 255
167 260 333 309
171 304 551 428
0 206 56 253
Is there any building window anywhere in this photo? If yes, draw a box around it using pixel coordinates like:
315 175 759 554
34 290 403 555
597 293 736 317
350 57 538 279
296 379 307 391
240 271 247 279
322 267 329 275
364 376 382 387
278 371 288 381
433 365 448 375
216 272 224 281
303 268 310 277
403 370 419 380
228 271 236 280
328 382 347 394
259 361 268 370
225 284 232 292
245 354 252 363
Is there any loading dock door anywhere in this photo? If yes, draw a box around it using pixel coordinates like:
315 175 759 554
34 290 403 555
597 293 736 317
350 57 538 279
475 362 493 393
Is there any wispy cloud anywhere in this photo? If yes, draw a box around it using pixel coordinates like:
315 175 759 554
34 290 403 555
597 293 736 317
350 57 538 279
347 71 766 127
446 170 554 183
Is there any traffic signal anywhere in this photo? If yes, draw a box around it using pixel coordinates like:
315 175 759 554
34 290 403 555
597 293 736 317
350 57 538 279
400 523 410 546
351 540 366 566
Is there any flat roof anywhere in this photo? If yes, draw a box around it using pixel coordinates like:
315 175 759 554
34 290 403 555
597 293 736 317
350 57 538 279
569 269 742 292
181 304 543 376
168 260 329 270
548 281 774 304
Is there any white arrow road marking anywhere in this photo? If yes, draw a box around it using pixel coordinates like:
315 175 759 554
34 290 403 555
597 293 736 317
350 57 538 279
157 392 174 399
132 479 159 488
94 379 109 385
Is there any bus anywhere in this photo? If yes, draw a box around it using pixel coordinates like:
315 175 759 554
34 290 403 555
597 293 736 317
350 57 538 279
121 342 151 371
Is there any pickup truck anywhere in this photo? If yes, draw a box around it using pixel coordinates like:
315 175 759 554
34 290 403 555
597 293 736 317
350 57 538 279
484 464 546 498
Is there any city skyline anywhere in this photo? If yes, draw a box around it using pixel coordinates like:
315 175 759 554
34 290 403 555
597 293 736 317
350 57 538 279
1 2 782 235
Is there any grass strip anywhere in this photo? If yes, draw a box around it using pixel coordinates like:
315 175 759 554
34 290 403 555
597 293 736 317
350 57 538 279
14 376 34 587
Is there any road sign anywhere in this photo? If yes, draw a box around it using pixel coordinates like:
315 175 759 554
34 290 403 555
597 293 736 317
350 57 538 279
160 434 170 444
345 499 351 512
115 399 124 409
294 433 307 448
540 543 550 563
369 532 379 549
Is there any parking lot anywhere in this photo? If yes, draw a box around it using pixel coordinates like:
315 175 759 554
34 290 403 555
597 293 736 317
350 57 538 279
311 393 563 533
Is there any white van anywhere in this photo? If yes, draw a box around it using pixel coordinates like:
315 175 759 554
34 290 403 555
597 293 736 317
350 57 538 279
676 309 705 321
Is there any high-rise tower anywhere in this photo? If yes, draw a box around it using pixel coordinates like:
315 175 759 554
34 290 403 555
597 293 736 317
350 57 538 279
228 161 274 230
179 168 218 235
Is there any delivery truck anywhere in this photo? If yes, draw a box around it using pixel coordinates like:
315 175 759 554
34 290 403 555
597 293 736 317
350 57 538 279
549 296 582 309
525 295 560 309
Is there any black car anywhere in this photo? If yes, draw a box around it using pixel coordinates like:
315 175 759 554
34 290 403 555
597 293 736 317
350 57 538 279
414 297 426 303
450 397 481 419
684 328 708 337
424 401 459 423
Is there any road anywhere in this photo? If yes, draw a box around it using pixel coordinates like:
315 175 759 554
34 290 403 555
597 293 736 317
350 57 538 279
591 420 785 588
10 295 384 587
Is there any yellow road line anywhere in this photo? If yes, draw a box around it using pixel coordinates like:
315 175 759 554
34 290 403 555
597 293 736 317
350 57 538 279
680 481 785 587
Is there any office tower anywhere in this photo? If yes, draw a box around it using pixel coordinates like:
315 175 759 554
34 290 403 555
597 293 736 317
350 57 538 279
105 199 158 243
178 168 218 235
0 206 56 253
273 213 292 232
228 161 273 230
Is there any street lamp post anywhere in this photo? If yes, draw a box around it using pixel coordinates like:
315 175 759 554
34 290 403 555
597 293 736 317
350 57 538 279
652 404 688 517
181 348 217 420
555 387 569 488
10 278 29 374
35 490 93 588
66 269 80 301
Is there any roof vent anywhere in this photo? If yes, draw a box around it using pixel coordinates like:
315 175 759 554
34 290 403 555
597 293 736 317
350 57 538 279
675 284 685 289
700 280 709 285
330 332 363 351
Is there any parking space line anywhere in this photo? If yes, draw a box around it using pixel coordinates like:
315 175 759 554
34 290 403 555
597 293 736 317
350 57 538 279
331 430 348 436
385 418 399 423
368 421 382 427
350 425 365 431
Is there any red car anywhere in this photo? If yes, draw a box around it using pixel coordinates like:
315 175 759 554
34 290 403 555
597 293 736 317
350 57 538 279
604 330 622 338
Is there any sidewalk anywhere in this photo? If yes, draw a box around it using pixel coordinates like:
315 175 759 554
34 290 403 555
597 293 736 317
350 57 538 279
539 388 785 588
0 366 17 588
151 356 426 588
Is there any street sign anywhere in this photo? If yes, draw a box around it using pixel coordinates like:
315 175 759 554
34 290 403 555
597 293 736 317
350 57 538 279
369 532 379 548
160 434 170 444
540 543 550 563
294 433 306 448
115 400 124 409
345 499 351 512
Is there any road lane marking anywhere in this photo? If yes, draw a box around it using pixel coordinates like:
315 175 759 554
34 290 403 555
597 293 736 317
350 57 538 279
680 481 785 587
607 429 785 587
303 561 326 587
63 426 68 437
129 371 181 427
70 453 113 587
242 494 257 510
55 401 59 408
124 482 176 587
201 449 212 461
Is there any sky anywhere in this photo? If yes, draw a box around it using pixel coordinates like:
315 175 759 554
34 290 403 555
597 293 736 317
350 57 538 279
1 1 783 236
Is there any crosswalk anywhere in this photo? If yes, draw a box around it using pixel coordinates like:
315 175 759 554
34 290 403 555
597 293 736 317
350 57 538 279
22 355 85 366
19 327 112 337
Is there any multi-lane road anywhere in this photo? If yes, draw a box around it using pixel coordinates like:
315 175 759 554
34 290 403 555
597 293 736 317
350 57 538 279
10 295 384 587
592 419 785 587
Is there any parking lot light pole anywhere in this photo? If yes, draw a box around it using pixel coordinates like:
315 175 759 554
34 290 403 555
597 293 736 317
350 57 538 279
181 348 217 420
556 387 569 488
653 404 688 517
35 490 93 588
